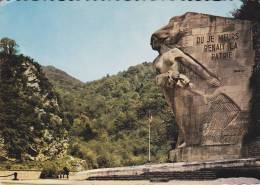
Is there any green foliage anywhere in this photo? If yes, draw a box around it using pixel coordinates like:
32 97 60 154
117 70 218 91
0 40 178 168
232 0 260 22
45 62 178 169
0 52 68 161
40 162 60 179
232 1 260 138
0 54 37 159
0 37 19 55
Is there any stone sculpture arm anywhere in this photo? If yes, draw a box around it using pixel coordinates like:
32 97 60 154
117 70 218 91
159 48 221 87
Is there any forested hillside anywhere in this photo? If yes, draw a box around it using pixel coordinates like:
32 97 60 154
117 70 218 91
44 63 178 169
0 37 178 169
0 52 69 162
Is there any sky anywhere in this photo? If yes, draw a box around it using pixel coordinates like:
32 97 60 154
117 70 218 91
0 0 242 82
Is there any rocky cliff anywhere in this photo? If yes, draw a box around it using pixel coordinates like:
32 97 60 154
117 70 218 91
0 53 69 162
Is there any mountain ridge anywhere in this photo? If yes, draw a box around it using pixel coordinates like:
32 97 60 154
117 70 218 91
42 65 84 87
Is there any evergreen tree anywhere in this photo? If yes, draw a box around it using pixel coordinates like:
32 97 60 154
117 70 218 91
232 0 260 22
0 37 19 55
232 0 260 138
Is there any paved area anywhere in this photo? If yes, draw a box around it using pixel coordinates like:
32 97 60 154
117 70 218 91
1 178 260 185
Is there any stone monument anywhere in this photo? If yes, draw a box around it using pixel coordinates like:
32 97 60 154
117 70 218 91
151 12 260 162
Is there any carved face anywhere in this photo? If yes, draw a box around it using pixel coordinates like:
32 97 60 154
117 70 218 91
151 22 184 55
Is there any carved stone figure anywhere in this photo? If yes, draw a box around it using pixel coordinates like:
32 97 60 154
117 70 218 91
151 12 258 162
154 47 222 148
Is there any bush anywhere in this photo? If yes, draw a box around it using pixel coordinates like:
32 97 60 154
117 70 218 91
40 162 59 179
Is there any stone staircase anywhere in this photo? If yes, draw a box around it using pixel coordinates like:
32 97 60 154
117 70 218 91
87 167 260 180
142 170 217 180
87 170 217 180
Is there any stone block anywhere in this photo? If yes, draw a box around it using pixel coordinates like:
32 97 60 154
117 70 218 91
150 12 259 162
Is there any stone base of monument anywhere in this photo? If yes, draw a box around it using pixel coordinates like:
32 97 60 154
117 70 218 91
168 137 260 162
72 158 260 180
244 137 260 157
169 144 243 162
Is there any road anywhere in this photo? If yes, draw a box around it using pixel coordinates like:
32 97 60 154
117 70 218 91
1 178 260 185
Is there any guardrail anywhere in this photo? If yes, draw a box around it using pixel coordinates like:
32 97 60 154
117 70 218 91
0 172 18 180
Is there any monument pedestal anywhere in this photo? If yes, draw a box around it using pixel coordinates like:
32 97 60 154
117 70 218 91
169 144 243 162
72 158 260 180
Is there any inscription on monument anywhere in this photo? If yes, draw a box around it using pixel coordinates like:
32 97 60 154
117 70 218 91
195 32 239 60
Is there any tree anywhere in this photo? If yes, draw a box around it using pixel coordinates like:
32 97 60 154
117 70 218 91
232 0 260 138
232 0 260 22
0 37 19 55
0 137 7 159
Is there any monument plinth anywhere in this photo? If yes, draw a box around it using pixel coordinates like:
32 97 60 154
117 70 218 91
151 12 260 162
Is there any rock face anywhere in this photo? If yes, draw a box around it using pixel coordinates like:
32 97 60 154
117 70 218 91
151 12 258 162
0 54 68 161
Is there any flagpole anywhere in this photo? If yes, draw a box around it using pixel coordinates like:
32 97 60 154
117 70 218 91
148 114 152 163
